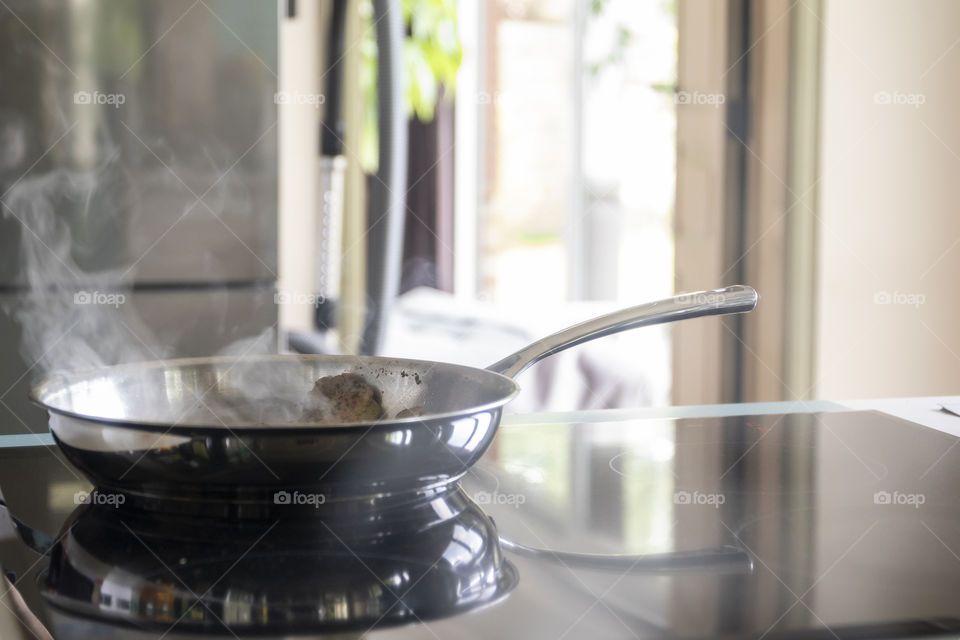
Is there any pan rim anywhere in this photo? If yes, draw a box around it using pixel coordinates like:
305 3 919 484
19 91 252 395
28 354 521 434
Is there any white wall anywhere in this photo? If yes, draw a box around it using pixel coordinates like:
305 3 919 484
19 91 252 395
816 0 960 398
277 1 322 334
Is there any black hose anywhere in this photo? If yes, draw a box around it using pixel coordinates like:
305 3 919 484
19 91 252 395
320 0 348 156
362 0 408 355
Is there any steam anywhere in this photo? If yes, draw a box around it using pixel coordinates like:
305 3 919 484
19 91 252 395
0 112 28 173
3 151 168 374
1 132 271 385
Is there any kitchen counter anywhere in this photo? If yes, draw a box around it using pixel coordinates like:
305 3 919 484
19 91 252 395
2 398 960 639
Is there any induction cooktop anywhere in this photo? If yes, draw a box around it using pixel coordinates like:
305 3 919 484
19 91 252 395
2 410 960 639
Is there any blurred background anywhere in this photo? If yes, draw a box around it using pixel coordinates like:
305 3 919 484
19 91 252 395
1 0 959 437
285 0 960 410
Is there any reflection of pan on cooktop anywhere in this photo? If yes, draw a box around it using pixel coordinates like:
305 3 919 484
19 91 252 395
35 486 516 636
2 487 755 638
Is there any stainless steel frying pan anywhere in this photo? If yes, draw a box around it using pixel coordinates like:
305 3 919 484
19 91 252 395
30 286 758 506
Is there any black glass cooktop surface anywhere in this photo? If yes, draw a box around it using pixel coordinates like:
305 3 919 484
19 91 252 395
2 410 960 639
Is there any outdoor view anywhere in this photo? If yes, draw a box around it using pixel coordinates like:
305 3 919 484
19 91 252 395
475 0 677 306
453 0 677 413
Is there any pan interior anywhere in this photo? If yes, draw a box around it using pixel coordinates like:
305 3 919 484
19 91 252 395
31 355 519 429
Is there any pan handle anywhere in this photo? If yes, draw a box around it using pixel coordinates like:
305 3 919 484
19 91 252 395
486 285 758 379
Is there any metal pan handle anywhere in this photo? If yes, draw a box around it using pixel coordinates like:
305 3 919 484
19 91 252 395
486 285 759 378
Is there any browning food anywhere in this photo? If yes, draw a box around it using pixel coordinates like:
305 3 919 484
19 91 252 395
301 372 430 424
303 372 384 422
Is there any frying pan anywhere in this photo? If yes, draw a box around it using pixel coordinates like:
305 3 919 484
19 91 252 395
29 286 757 506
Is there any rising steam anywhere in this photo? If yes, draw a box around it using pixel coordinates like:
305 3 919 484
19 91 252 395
3 149 167 374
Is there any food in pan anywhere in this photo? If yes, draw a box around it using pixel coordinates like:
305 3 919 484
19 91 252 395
300 372 428 423
303 372 385 422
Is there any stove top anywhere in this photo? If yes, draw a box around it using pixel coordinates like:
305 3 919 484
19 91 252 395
2 410 960 639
